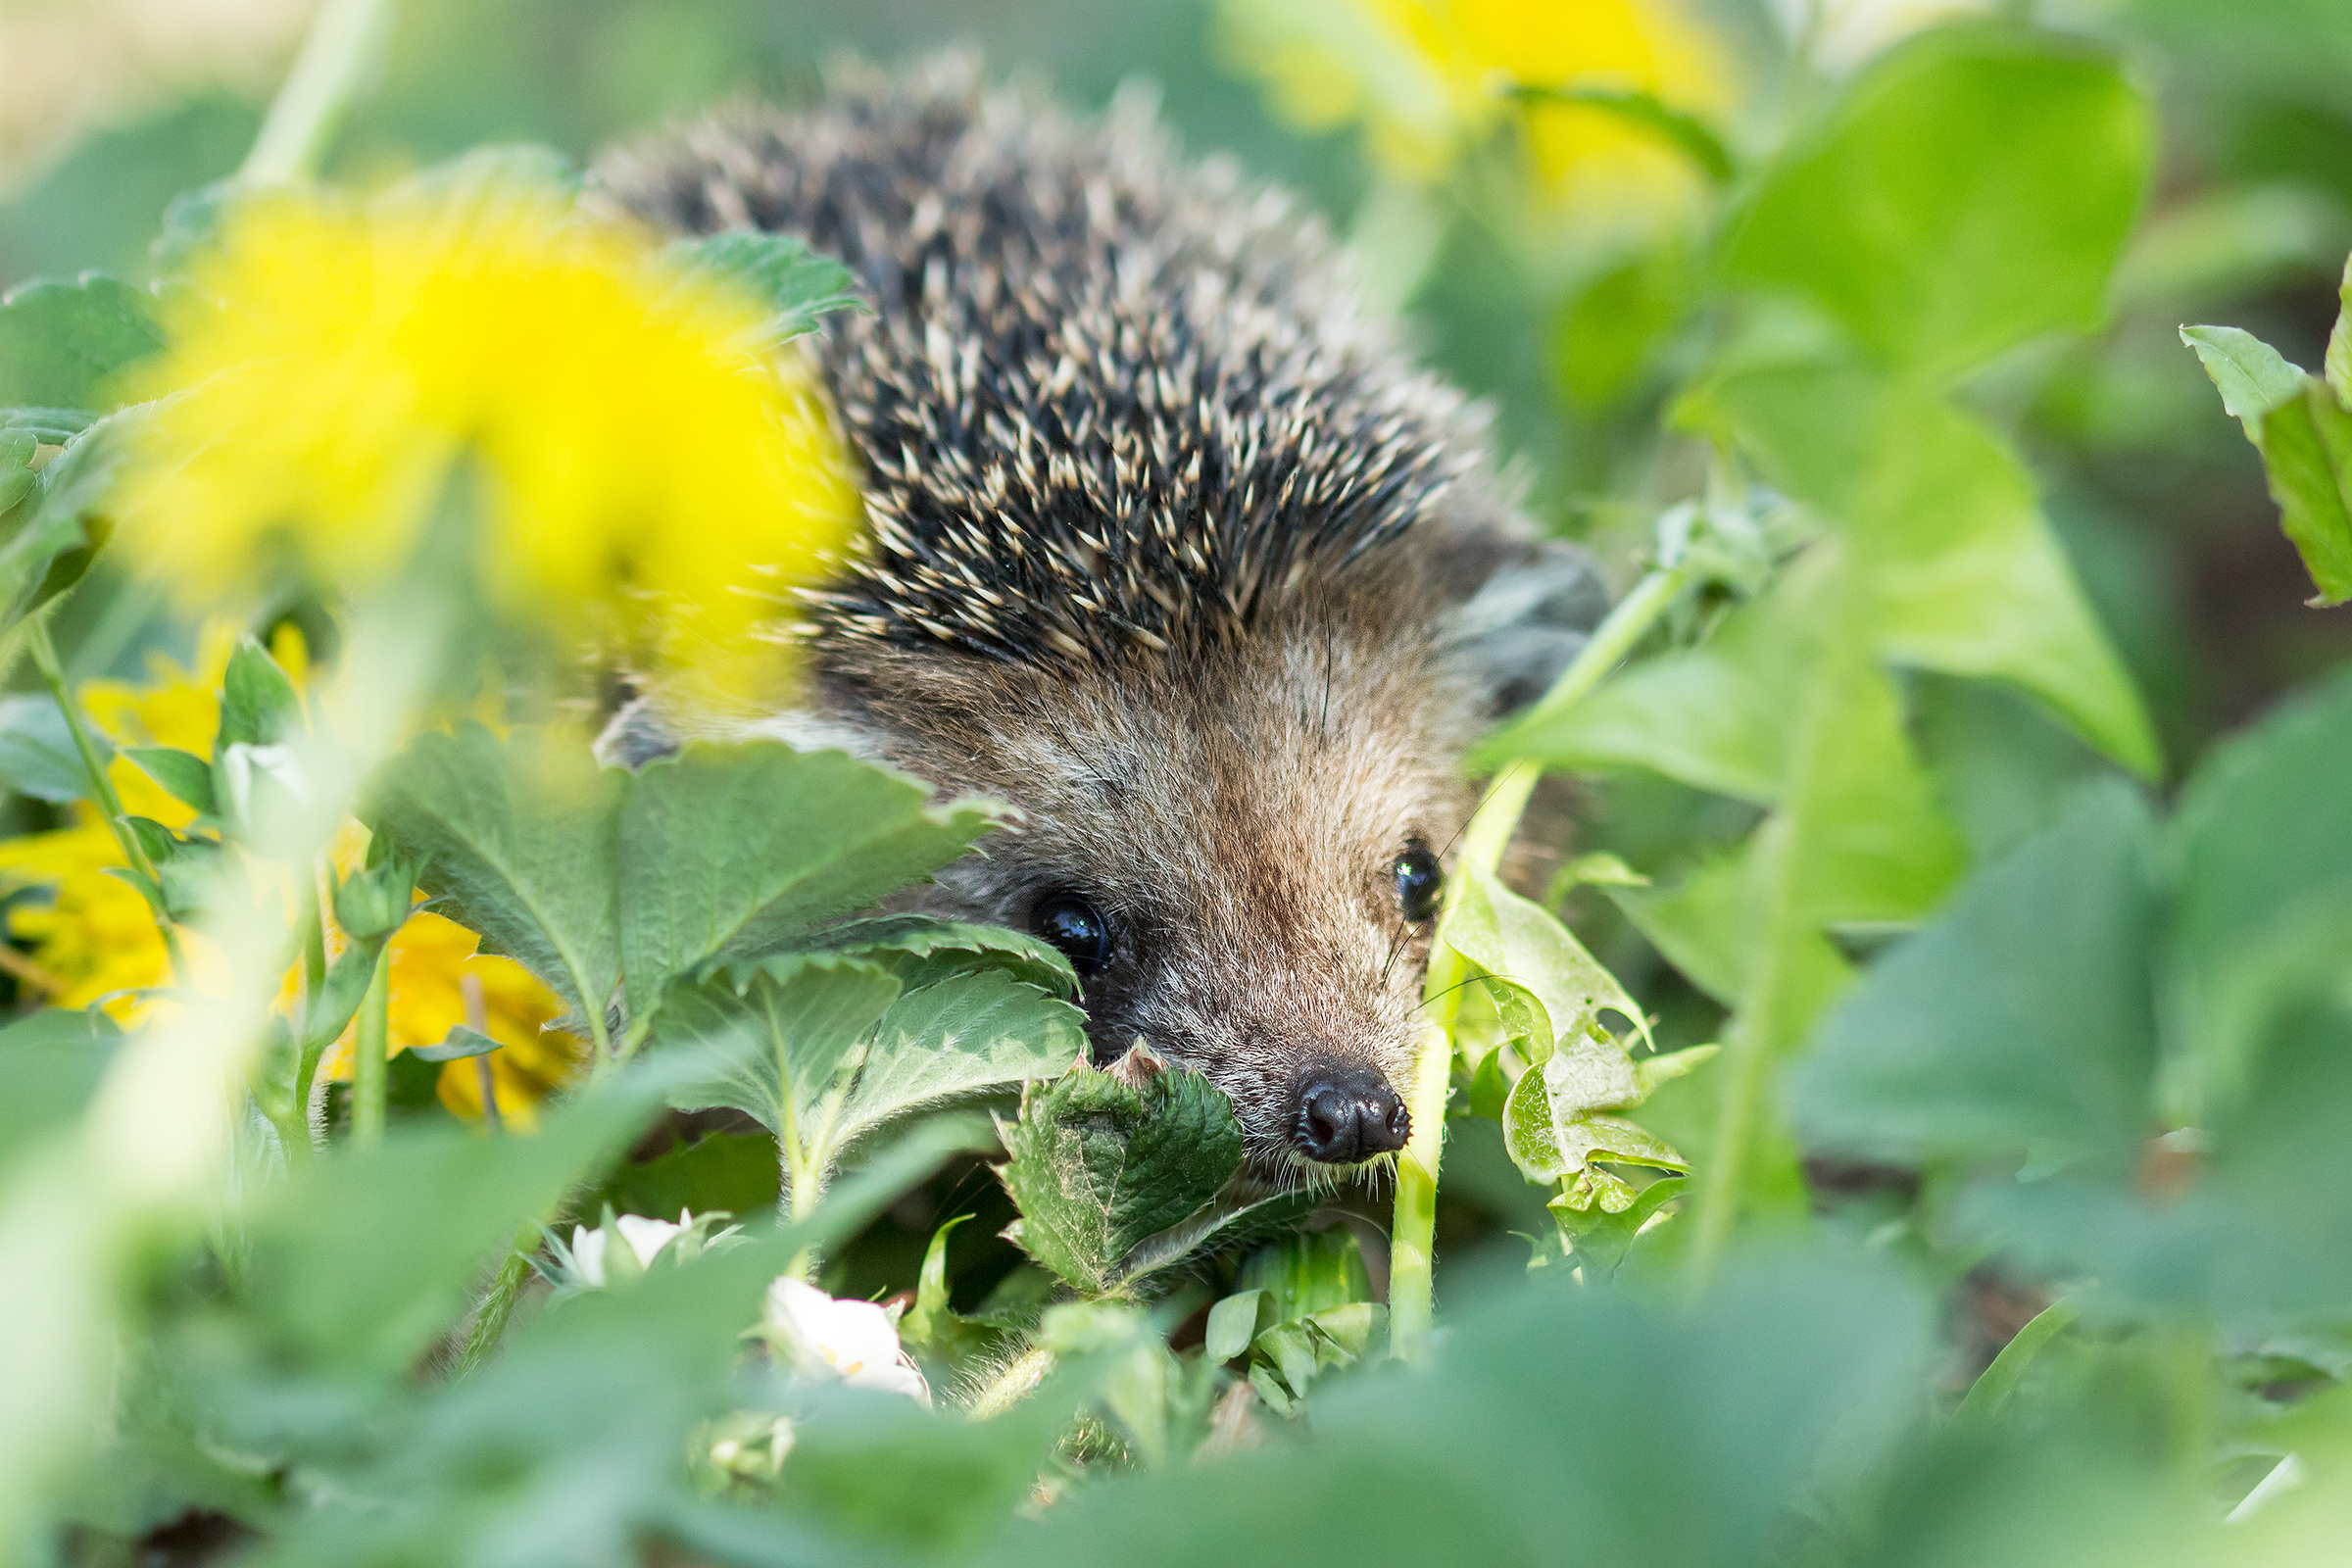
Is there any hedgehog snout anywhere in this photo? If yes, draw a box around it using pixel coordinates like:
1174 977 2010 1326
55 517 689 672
1289 1064 1410 1165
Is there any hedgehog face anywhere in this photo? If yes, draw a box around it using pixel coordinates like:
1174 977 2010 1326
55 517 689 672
818 625 1476 1182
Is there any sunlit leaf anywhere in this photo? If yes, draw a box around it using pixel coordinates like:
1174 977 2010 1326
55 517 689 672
1724 29 2150 377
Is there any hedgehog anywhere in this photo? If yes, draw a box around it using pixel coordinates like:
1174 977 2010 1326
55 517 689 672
592 58 1606 1179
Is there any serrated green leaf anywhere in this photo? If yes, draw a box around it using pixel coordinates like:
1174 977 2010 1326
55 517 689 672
655 953 905 1143
617 741 1000 1018
833 967 1085 1153
998 1059 1244 1296
798 913 1078 998
2252 379 2352 606
2182 323 2307 440
122 746 214 815
371 724 626 1022
0 693 102 804
668 230 863 346
658 951 1079 1204
0 274 165 411
1119 1186 1322 1287
1723 30 2149 376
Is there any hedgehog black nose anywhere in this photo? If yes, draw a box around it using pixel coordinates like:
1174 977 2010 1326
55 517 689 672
1293 1067 1410 1163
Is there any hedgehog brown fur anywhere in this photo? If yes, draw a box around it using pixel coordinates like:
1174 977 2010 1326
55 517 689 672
593 58 1605 1177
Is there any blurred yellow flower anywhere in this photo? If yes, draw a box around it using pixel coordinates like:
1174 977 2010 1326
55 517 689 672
118 174 860 702
0 625 582 1125
1222 0 1734 221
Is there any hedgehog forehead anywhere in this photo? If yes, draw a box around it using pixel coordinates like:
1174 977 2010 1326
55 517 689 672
921 634 1461 930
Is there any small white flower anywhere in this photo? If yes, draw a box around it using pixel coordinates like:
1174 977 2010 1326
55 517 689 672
565 1209 698 1288
761 1275 931 1404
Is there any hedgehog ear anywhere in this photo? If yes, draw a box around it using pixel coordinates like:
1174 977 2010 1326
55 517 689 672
1439 534 1612 719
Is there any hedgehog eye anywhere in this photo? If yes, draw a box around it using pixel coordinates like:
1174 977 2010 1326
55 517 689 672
1394 841 1443 923
1031 892 1113 977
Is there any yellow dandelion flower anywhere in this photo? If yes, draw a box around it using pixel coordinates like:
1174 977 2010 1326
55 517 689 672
1222 0 1734 223
117 174 860 703
0 626 581 1123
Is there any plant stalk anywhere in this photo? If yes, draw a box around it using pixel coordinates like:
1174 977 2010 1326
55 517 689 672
25 616 188 984
350 945 391 1146
1387 564 1689 1354
241 0 397 186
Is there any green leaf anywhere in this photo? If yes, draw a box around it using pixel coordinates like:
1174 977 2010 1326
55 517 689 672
1477 589 1794 802
1443 857 1650 1053
1232 1226 1374 1323
238 1063 677 1373
797 913 1079 998
2181 323 2307 440
658 952 1081 1200
998 1058 1244 1296
1116 1187 1322 1287
2252 379 2352 606
617 741 999 1018
0 275 165 412
371 724 626 1023
0 428 32 516
1695 368 2158 777
215 637 302 750
666 230 863 346
411 1024 500 1062
831 966 1087 1153
119 816 220 922
1552 1174 1686 1281
121 746 213 815
2171 663 2352 1099
0 404 146 627
591 1130 779 1222
1611 850 1753 1007
1954 1297 2080 1422
1502 1055 1688 1196
1723 29 2150 376
1205 1289 1272 1362
655 953 906 1142
1789 780 2161 1175
0 1007 122 1170
0 693 104 804
2328 252 2352 406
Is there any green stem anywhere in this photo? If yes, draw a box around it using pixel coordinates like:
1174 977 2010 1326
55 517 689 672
456 1233 537 1376
240 0 397 185
24 617 188 985
350 945 390 1146
1388 564 1690 1355
964 1345 1055 1419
